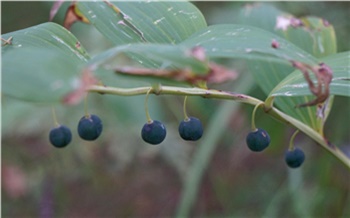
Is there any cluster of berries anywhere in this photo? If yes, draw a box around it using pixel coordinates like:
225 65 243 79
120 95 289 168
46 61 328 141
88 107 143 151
49 114 203 147
140 94 203 144
141 117 203 145
246 128 305 168
49 99 304 169
49 114 103 147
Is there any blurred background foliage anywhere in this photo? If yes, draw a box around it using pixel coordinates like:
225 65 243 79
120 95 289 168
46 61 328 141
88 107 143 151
2 1 350 217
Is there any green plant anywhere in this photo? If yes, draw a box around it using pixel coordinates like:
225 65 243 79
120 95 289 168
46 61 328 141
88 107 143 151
2 1 349 216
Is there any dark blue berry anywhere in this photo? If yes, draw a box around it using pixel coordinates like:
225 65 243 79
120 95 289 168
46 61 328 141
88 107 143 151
178 117 203 141
285 147 305 168
246 128 270 152
49 125 72 148
141 120 166 145
77 114 103 141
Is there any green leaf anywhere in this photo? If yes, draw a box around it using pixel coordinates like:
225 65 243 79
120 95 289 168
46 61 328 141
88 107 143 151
3 48 82 103
76 1 207 45
89 43 207 72
235 4 338 130
292 16 337 58
236 4 285 35
1 22 90 61
181 24 322 129
181 24 319 66
76 1 206 69
270 51 350 97
237 3 337 58
87 43 209 86
2 22 89 103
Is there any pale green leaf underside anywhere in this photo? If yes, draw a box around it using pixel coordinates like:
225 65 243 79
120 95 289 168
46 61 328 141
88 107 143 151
237 4 337 58
1 22 90 62
87 23 329 92
270 51 350 97
235 3 338 130
88 43 208 76
181 23 325 129
89 24 321 84
182 24 319 66
3 48 82 103
2 22 89 103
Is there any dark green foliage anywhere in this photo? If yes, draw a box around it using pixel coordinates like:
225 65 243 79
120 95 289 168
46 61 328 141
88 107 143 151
178 117 203 141
77 114 103 141
246 128 271 152
285 147 305 168
49 125 72 148
141 120 166 145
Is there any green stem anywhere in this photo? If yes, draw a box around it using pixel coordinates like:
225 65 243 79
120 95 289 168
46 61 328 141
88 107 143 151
88 85 262 105
144 88 153 123
251 102 264 131
87 84 350 170
288 130 300 151
84 94 90 118
51 106 60 127
183 96 189 121
268 107 350 169
264 96 275 110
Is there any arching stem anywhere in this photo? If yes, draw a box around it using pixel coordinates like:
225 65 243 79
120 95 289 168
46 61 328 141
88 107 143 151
288 130 300 151
251 102 265 131
87 84 350 170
